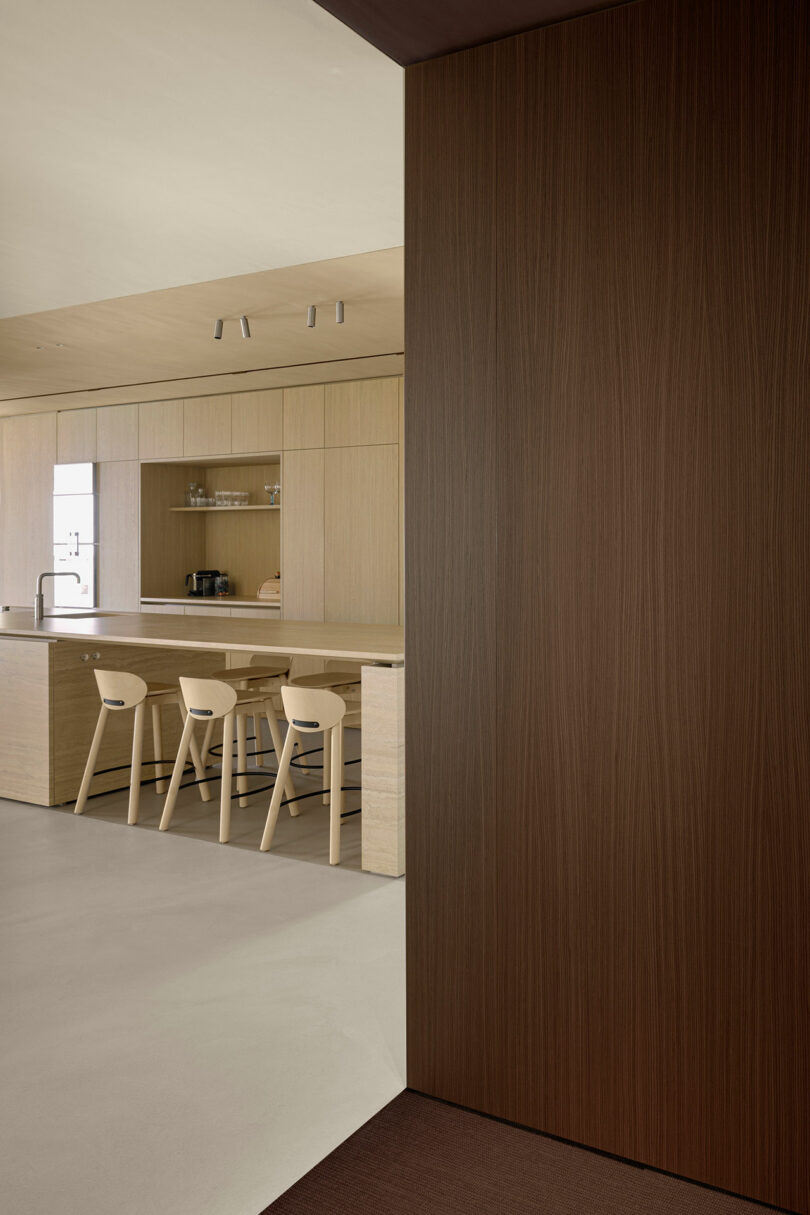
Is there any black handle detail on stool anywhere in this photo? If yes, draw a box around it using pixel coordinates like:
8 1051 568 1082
103 698 125 707
190 708 214 717
292 719 320 729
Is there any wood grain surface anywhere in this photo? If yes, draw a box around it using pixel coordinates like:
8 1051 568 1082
405 2 810 1211
405 42 498 1117
312 0 627 66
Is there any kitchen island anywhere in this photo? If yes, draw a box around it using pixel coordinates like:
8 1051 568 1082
0 611 404 876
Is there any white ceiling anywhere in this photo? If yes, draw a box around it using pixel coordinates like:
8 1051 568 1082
0 0 403 320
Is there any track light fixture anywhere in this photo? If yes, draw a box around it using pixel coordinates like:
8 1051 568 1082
240 316 251 339
213 318 223 340
336 300 344 324
307 305 316 328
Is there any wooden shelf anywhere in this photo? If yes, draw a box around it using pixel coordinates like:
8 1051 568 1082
170 504 280 512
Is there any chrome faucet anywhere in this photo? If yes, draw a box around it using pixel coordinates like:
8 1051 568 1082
34 571 81 623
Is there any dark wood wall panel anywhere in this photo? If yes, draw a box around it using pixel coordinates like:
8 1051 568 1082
404 46 498 1113
405 1 810 1211
312 0 627 66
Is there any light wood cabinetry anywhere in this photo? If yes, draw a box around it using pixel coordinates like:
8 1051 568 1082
0 639 52 803
183 394 231 457
325 444 399 624
98 460 140 611
325 376 399 448
57 409 97 463
283 384 324 449
97 403 139 461
139 399 184 459
140 463 206 597
231 389 282 454
281 448 324 620
0 412 57 608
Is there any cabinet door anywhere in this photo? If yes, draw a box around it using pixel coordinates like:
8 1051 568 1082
140 603 186 614
283 384 324 450
325 377 399 448
98 461 140 611
97 404 138 460
232 389 282 454
139 400 184 459
184 605 232 616
281 448 324 620
229 606 281 619
0 638 52 804
57 409 97 463
324 444 399 624
184 395 231 457
0 412 57 607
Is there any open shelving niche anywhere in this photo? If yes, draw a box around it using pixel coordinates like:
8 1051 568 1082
140 454 282 605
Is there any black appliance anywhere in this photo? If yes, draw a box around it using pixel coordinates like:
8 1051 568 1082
185 569 220 597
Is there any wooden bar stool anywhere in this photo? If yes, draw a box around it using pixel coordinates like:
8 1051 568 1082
287 662 361 774
74 670 212 825
260 686 358 865
159 676 297 843
200 655 292 770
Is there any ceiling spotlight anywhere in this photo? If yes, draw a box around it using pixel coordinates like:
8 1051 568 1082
213 318 223 340
336 300 344 324
240 316 251 339
307 305 316 328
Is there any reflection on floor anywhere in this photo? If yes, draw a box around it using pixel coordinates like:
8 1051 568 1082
0 771 405 1215
55 725 364 869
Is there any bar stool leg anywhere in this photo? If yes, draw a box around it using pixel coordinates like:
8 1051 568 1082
152 703 167 794
128 701 146 825
322 729 331 805
253 713 262 767
329 722 344 865
236 713 249 809
220 711 235 843
176 702 212 802
260 725 297 851
263 704 297 806
159 712 195 831
74 704 110 815
200 718 215 767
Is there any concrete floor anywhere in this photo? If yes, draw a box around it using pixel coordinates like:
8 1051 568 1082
0 776 405 1215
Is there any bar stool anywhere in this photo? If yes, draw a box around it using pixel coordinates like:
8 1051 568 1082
159 676 297 843
260 686 359 865
287 662 361 773
74 670 212 825
199 655 292 769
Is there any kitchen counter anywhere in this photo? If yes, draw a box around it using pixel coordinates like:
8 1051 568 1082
0 612 404 875
0 611 404 663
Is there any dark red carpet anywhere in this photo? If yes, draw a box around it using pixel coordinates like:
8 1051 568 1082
263 1090 777 1214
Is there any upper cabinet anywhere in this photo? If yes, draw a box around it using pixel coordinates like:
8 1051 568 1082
57 409 97 463
183 395 231 457
325 377 399 448
97 404 139 461
283 384 324 450
231 389 282 454
139 399 184 459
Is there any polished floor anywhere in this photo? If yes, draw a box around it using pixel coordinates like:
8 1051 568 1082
0 784 405 1215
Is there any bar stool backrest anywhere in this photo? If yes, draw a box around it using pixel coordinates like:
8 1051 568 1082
281 686 346 733
94 669 148 710
179 676 238 720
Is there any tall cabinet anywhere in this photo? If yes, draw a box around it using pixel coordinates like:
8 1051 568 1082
0 375 403 628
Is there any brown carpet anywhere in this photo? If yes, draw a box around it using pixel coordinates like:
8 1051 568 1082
263 1091 782 1215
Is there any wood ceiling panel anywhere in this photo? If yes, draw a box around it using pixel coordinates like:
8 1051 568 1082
0 248 403 414
312 0 631 65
